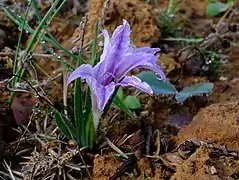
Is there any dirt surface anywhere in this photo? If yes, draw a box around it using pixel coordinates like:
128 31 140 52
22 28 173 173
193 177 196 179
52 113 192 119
177 101 239 150
93 154 123 179
68 0 160 48
171 145 239 180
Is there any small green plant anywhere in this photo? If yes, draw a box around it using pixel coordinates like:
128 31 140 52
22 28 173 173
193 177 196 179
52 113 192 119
64 20 166 148
113 87 141 118
157 0 185 37
201 50 225 77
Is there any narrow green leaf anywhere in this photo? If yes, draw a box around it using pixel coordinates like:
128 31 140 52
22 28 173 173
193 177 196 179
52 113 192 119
85 113 95 148
25 0 61 54
55 111 77 140
9 1 32 105
137 72 177 95
92 21 99 66
176 82 214 103
0 2 78 61
123 96 141 110
74 78 84 145
8 0 63 104
32 0 42 21
74 53 84 145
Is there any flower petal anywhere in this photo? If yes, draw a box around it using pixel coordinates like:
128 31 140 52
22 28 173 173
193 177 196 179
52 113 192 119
118 76 153 95
134 47 160 54
89 80 116 112
115 53 166 81
99 20 132 75
85 77 115 131
100 30 110 62
67 64 94 85
67 63 116 112
110 19 131 55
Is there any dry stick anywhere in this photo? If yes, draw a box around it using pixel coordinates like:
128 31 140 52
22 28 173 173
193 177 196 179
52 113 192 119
100 0 110 29
63 69 69 115
0 52 65 58
13 119 32 154
154 129 161 157
105 137 127 158
79 15 88 51
3 160 16 180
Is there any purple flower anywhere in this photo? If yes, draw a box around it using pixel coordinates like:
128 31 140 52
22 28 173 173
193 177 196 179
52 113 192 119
67 20 165 129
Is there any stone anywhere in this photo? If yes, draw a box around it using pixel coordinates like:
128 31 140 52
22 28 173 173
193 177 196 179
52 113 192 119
210 166 218 175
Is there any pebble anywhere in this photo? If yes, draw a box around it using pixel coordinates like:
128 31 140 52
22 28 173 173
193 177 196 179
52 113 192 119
210 166 218 175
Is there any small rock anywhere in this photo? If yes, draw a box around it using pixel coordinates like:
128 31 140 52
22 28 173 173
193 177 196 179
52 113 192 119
161 152 184 167
219 76 228 81
11 93 35 125
210 166 218 175
166 114 194 130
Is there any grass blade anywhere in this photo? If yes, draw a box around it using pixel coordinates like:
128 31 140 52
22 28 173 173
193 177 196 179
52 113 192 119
55 111 77 139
